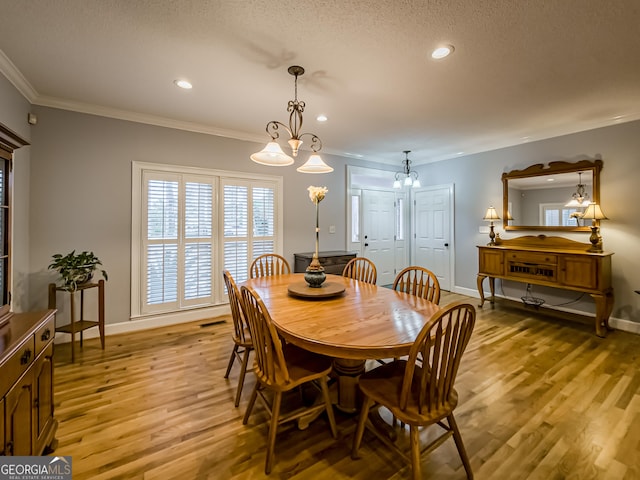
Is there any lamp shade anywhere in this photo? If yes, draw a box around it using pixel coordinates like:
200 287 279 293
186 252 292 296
483 206 500 221
250 142 294 166
296 154 333 173
581 203 608 220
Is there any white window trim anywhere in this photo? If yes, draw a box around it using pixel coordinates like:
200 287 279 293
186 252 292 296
131 161 283 320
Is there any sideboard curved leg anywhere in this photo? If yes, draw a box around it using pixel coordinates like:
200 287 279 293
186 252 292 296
488 277 495 303
477 275 487 307
591 290 614 338
603 289 615 332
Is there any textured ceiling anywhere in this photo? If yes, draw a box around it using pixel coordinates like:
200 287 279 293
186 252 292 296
1 0 639 166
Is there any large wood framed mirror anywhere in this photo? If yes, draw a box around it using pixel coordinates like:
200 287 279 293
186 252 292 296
502 159 602 232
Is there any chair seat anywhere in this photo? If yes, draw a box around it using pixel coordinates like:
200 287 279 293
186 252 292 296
232 327 253 348
253 343 333 392
359 360 458 425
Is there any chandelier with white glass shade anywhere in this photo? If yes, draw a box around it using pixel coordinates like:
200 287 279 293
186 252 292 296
250 65 333 174
393 150 421 188
565 171 590 207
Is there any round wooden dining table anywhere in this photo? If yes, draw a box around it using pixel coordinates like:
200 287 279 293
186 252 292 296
241 273 441 412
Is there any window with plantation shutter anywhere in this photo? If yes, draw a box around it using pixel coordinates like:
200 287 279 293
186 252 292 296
222 181 277 285
132 162 282 318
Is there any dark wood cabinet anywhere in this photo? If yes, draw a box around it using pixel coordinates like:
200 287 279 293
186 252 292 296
5 367 34 455
34 342 55 454
477 236 613 337
294 251 357 275
0 310 58 455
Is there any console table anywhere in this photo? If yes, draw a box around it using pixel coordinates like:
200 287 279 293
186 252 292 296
477 235 614 337
294 251 357 275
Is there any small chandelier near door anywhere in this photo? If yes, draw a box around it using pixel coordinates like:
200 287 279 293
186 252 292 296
565 171 590 207
393 150 421 188
250 65 333 174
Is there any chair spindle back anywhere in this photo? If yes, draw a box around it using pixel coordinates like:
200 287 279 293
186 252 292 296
240 285 290 385
400 301 475 414
393 266 441 304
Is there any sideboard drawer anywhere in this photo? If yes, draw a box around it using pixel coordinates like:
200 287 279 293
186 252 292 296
506 251 557 266
35 315 55 356
0 336 35 397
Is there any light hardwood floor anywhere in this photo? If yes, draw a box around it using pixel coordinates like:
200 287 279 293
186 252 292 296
52 292 640 479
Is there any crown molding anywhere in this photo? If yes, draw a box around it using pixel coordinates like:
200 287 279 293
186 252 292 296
33 94 269 144
0 49 38 102
32 95 359 162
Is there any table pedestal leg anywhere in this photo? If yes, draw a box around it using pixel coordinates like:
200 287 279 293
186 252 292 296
333 358 366 413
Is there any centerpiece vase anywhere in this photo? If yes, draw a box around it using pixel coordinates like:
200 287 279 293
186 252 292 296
304 254 326 288
304 202 326 288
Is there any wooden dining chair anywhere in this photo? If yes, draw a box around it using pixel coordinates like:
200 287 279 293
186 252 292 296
249 253 291 278
352 301 476 480
342 257 377 285
393 266 441 304
374 266 442 367
222 270 253 407
240 285 338 474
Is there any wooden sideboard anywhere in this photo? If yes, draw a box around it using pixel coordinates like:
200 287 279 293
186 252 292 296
477 235 614 337
0 309 58 455
294 251 357 275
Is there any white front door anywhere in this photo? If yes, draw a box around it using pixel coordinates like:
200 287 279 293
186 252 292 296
413 185 453 290
362 190 396 285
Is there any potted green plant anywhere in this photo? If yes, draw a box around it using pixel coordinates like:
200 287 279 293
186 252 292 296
48 250 108 291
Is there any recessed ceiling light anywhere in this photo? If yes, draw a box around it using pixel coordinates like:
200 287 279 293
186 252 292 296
174 79 193 89
431 45 454 59
547 178 555 182
316 114 328 122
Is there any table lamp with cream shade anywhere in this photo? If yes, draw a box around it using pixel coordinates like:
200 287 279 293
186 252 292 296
483 206 500 246
581 202 608 252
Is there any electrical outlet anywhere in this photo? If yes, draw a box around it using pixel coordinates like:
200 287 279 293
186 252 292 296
479 225 490 234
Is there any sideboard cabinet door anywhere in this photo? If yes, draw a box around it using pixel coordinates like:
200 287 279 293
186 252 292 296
5 371 34 456
560 255 598 290
33 343 55 454
479 248 504 276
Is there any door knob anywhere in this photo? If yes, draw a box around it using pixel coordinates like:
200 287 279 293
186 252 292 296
444 243 449 247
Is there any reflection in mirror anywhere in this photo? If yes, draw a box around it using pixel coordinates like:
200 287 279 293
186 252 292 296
508 171 593 227
502 159 602 232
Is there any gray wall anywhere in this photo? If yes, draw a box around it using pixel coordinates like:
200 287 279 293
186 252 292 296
2 72 639 327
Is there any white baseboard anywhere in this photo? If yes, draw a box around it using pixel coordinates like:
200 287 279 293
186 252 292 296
54 304 230 344
453 286 480 298
609 317 640 335
452 285 639 335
